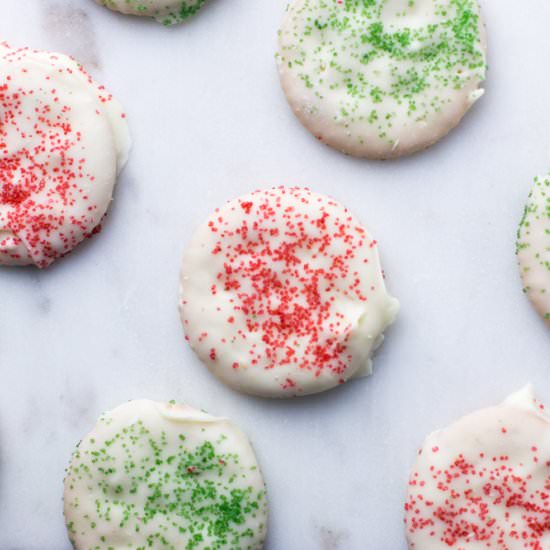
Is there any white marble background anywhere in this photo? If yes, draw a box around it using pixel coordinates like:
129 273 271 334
0 0 549 548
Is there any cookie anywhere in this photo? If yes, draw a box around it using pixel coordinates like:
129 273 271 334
0 44 130 268
180 187 399 398
277 0 487 159
405 386 550 549
97 0 207 25
517 175 550 326
64 400 268 549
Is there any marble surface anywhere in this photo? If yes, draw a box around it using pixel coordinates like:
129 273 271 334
1 1 549 548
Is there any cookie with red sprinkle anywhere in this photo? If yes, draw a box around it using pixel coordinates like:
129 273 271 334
0 44 130 268
405 386 550 549
179 187 399 398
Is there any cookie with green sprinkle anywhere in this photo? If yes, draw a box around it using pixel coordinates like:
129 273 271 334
277 0 487 159
64 400 268 549
517 175 550 327
96 0 207 25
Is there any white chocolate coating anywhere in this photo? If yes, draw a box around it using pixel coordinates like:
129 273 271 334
96 0 207 25
0 44 130 268
277 0 487 159
405 386 550 549
179 187 399 398
64 400 268 549
517 176 550 327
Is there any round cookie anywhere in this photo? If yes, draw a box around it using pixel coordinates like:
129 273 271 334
96 0 207 25
0 44 130 268
517 175 550 326
179 187 399 398
277 0 487 159
64 400 268 549
405 386 550 549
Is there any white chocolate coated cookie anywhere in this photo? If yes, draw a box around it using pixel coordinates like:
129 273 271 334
64 400 268 549
179 187 399 398
277 0 487 159
517 175 550 327
0 44 130 268
97 0 207 25
405 386 550 549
